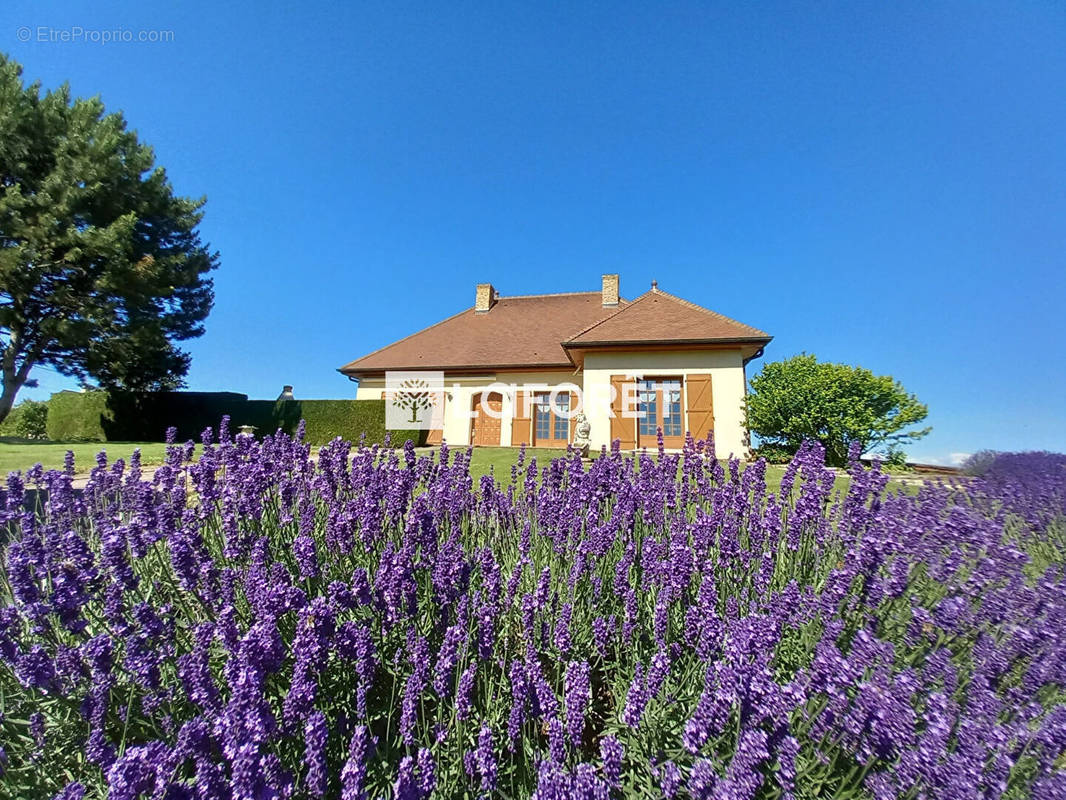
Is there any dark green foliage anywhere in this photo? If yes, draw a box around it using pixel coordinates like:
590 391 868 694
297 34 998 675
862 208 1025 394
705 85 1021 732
43 390 424 446
749 444 794 464
283 399 425 447
214 399 425 447
0 398 47 438
45 391 111 441
745 353 931 467
0 54 218 424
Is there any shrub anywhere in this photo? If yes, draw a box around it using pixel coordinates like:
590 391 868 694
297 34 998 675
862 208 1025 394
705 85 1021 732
0 435 1063 798
746 353 931 467
749 443 793 464
0 399 48 439
45 390 112 441
243 399 426 447
43 390 421 446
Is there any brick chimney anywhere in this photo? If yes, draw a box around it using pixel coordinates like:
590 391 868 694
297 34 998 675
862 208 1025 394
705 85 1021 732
475 283 496 313
601 274 619 307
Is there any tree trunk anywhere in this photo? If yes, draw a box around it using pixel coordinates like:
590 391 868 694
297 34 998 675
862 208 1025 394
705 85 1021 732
0 373 21 426
0 338 36 426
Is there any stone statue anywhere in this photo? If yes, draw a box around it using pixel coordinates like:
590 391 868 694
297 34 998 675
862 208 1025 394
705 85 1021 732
573 411 591 458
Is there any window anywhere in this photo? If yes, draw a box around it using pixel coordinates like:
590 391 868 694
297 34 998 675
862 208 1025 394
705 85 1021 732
534 394 552 440
553 393 569 439
636 377 685 446
638 381 658 437
662 380 682 437
533 391 570 446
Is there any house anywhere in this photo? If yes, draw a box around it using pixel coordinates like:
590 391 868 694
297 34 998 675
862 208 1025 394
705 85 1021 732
338 275 771 456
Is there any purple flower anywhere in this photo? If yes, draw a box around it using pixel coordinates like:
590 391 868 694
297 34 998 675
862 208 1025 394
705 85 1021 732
507 659 529 745
417 747 436 796
394 755 418 800
688 758 717 799
340 725 374 800
293 533 319 580
475 723 498 794
621 663 648 728
0 428 1061 800
572 762 610 799
599 734 624 785
456 662 477 721
303 711 328 797
106 742 171 800
554 602 573 654
532 758 570 800
564 660 591 747
659 761 682 798
52 783 86 800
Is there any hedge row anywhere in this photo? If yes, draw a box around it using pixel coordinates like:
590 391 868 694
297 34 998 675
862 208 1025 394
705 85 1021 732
45 391 426 447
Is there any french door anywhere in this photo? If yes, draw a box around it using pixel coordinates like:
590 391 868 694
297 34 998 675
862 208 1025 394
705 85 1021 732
637 378 684 449
533 392 571 448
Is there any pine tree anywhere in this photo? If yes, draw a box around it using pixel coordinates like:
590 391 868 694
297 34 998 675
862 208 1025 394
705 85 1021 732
0 54 218 423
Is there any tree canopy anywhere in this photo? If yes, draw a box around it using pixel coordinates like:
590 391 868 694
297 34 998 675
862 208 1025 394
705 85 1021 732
745 353 930 467
0 54 217 423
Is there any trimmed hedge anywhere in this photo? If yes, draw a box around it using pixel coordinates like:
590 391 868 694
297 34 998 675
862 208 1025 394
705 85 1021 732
46 391 113 442
235 399 425 447
45 391 425 447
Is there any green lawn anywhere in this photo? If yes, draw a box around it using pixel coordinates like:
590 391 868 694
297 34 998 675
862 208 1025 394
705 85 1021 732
1 439 917 496
463 447 566 481
0 438 176 475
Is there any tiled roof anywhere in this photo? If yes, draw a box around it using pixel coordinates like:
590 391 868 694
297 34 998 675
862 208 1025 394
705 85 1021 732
564 288 771 346
338 292 628 374
338 285 771 375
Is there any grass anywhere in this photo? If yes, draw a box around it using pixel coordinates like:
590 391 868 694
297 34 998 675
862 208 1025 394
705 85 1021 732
0 438 177 475
0 439 920 495
463 446 565 481
0 440 569 481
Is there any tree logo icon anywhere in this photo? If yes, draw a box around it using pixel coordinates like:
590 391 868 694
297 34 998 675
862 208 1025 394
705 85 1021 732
395 378 435 423
385 371 445 430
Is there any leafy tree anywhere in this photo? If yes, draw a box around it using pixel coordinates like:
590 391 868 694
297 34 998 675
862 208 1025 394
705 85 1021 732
745 354 930 467
0 397 47 438
0 54 217 424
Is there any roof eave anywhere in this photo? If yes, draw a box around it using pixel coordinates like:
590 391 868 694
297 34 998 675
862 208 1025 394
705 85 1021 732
562 336 773 348
339 360 579 378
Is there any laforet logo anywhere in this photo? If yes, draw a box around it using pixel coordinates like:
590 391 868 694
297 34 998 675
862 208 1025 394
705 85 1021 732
385 371 445 430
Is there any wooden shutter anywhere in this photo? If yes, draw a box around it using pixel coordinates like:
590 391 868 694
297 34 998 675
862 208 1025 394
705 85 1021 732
426 391 444 446
685 374 714 442
609 375 636 449
511 390 532 446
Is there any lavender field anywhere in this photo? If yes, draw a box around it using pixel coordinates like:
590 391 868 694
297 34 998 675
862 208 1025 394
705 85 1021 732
1 421 1064 799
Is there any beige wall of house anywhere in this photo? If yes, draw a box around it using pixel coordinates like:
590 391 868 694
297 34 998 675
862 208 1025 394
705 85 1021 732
581 348 749 457
355 351 749 455
354 371 579 448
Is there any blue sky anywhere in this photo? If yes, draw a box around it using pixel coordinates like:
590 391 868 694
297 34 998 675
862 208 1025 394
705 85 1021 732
4 1 1065 463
